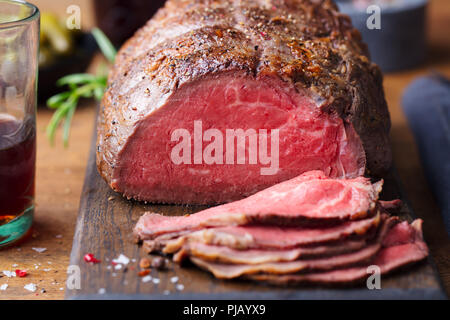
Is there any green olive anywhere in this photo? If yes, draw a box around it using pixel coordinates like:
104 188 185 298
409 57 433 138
40 13 73 55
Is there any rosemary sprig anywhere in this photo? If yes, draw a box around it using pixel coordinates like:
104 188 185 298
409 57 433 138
46 28 117 146
91 28 116 64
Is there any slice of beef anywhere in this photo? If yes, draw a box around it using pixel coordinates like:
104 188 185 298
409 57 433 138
186 216 395 279
97 0 391 205
379 199 402 210
189 243 378 279
246 220 428 285
134 171 383 241
162 212 383 253
173 238 369 264
382 220 418 247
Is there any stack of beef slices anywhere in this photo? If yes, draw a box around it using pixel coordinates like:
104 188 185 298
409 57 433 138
134 171 429 285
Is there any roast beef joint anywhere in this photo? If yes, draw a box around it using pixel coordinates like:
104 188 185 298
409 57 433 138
97 0 391 205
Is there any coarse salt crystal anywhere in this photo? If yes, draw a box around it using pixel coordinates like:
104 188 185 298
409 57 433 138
98 288 106 294
0 284 8 291
176 284 185 291
2 271 15 278
43 268 51 272
32 247 47 253
152 278 160 284
12 264 18 268
112 254 130 265
142 275 152 283
170 276 179 283
55 235 62 239
24 283 37 292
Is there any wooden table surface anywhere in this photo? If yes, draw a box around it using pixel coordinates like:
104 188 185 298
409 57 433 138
0 0 449 300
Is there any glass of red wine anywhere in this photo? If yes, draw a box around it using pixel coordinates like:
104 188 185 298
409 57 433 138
0 0 39 247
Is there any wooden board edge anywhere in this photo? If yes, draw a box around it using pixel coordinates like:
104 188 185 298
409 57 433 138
65 114 99 300
68 288 446 300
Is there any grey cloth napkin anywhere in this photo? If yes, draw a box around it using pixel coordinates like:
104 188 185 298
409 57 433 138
402 74 450 235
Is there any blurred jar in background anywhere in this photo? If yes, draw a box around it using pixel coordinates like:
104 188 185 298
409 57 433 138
0 0 39 247
94 0 166 46
336 0 427 72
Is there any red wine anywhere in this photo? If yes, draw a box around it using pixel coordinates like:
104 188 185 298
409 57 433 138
0 114 35 225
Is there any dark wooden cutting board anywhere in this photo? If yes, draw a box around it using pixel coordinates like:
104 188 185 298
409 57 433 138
66 124 447 300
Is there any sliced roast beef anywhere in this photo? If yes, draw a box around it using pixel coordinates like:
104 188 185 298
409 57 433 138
172 236 369 265
246 220 428 284
134 171 383 241
162 213 382 254
187 217 394 279
97 0 391 204
166 215 390 264
186 217 395 279
133 169 428 285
